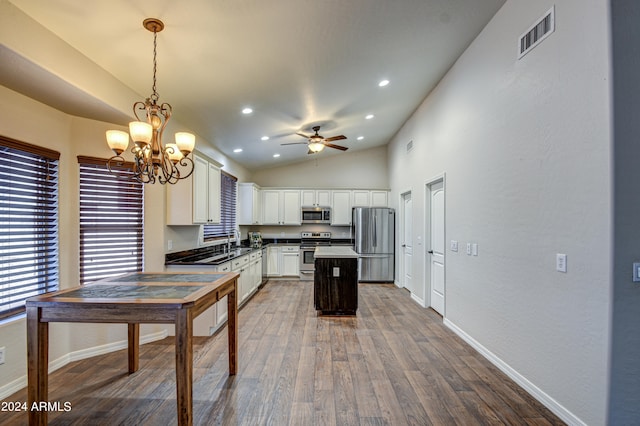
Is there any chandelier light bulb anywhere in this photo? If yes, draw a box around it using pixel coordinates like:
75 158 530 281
106 130 130 155
129 121 153 147
175 132 196 154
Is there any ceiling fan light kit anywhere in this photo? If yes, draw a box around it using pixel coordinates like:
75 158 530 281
105 18 195 184
281 125 348 155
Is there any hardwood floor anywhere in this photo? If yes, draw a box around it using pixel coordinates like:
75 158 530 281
2 280 564 425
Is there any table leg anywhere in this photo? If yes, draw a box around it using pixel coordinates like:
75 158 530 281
128 323 140 374
175 308 193 426
27 306 48 426
227 278 238 375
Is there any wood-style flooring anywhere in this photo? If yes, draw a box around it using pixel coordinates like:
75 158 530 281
2 280 564 425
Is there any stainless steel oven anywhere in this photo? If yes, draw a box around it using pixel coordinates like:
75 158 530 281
299 232 331 281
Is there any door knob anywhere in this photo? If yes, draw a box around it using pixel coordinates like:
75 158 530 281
428 250 434 254
402 244 406 247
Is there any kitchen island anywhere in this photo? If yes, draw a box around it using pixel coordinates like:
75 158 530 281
314 246 359 315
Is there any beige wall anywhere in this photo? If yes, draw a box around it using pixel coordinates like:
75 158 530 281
250 145 388 188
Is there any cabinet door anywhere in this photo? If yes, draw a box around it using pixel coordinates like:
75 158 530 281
281 190 301 225
208 162 221 223
282 252 300 276
251 186 261 224
262 190 281 224
371 191 388 207
267 246 281 276
192 155 209 224
316 190 331 206
301 190 316 207
331 190 352 225
352 190 370 207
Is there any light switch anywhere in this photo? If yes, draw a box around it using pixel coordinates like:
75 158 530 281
472 243 478 256
556 254 567 273
633 262 640 282
450 240 458 252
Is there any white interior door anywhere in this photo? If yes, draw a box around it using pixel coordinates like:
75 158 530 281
429 180 445 315
402 192 413 292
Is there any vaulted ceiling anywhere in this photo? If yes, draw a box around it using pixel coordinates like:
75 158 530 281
2 0 505 170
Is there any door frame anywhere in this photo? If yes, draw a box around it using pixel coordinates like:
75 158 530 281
424 173 446 317
397 188 412 289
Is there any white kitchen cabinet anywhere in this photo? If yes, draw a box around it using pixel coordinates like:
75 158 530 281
301 189 331 207
281 246 300 276
331 190 352 226
238 183 261 225
352 190 370 207
231 254 251 304
248 251 262 293
266 245 281 276
215 261 230 325
166 153 222 225
370 190 389 206
261 189 301 225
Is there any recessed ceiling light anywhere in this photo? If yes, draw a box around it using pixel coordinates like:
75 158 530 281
233 148 243 153
273 153 280 158
378 79 389 87
242 107 253 114
365 114 374 120
357 136 364 140
261 136 270 141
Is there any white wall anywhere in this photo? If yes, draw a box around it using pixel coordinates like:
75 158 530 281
250 145 388 188
387 1 611 424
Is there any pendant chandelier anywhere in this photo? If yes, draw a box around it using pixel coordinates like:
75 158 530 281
105 18 195 184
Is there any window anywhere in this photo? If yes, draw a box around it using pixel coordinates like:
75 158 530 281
203 171 237 242
0 136 60 320
78 156 143 284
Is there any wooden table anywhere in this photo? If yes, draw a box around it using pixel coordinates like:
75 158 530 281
25 271 239 426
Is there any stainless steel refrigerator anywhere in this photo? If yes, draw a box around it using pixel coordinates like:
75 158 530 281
352 207 395 282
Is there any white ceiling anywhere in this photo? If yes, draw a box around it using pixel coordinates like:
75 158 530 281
4 0 505 171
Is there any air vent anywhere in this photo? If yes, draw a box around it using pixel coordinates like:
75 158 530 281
406 140 414 153
518 6 555 59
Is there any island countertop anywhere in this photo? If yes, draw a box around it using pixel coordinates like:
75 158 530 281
314 246 358 258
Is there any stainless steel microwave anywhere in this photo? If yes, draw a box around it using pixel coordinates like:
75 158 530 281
301 207 331 224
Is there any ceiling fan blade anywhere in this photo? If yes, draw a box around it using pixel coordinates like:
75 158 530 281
324 135 347 142
281 142 310 146
325 143 349 151
296 132 311 139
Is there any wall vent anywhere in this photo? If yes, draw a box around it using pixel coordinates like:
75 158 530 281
406 140 414 153
518 6 555 59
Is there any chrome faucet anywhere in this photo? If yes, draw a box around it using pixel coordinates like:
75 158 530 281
227 229 240 254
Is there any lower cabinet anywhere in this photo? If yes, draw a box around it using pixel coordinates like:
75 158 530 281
267 245 299 277
164 249 262 336
314 257 358 315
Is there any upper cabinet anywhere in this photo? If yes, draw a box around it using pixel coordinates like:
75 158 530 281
238 183 261 225
262 189 301 225
301 189 331 207
331 190 352 226
166 153 221 225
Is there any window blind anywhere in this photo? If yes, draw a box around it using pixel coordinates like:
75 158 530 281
78 156 143 284
0 136 60 320
203 171 237 241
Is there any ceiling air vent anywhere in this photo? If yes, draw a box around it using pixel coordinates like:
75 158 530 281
406 140 414 153
518 6 555 59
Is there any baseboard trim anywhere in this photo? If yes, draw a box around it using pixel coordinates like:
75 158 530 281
410 292 425 307
0 330 168 400
443 318 586 426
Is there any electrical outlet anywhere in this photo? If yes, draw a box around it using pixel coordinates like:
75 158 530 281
466 243 472 255
167 240 173 251
556 254 567 273
0 347 5 365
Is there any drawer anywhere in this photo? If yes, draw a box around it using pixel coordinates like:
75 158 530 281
281 246 299 253
232 254 250 270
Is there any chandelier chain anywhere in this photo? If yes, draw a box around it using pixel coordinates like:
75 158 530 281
151 29 159 102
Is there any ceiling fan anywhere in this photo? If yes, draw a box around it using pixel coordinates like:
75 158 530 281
281 126 348 154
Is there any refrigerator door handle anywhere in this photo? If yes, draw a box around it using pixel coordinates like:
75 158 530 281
373 214 377 248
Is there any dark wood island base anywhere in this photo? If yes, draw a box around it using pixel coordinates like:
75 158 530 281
314 247 359 316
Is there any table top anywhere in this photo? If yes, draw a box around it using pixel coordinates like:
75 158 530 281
314 246 359 259
25 272 238 307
